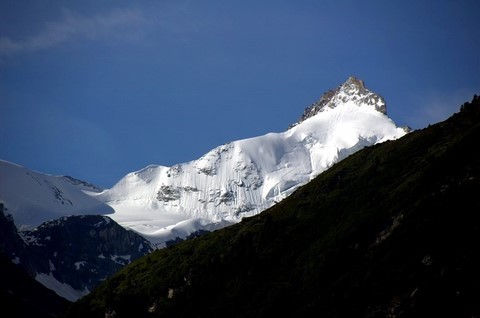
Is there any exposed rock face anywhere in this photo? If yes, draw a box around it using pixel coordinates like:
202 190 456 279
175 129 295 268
291 76 387 128
0 204 153 301
0 203 24 261
23 215 154 299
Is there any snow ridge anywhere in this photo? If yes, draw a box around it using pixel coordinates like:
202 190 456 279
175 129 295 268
95 77 407 245
0 77 408 247
0 160 113 230
291 76 387 127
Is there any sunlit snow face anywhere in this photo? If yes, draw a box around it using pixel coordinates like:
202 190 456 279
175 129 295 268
1 78 406 248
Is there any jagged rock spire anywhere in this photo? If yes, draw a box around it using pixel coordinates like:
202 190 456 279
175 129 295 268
343 76 365 89
290 76 387 128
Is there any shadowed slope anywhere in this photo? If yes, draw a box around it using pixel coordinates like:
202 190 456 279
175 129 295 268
0 253 71 318
66 95 480 318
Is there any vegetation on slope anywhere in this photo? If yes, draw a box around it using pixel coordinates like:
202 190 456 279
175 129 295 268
66 95 480 318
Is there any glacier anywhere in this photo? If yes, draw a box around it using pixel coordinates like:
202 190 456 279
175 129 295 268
0 76 408 247
93 76 408 246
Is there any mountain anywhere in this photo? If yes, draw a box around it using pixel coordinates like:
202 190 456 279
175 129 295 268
95 76 408 245
0 76 407 248
290 76 388 127
0 76 407 302
0 203 153 302
66 95 480 317
0 159 114 230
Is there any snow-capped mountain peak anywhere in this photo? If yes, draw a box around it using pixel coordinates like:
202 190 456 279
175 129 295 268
291 76 387 128
0 77 408 247
0 76 410 302
93 76 407 246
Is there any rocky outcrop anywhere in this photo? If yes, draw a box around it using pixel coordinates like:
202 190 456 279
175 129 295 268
0 202 25 262
291 76 387 127
0 204 153 301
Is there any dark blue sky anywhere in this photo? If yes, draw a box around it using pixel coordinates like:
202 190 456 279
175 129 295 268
1 0 479 188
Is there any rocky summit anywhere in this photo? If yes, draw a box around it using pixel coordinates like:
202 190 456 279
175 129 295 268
292 76 388 127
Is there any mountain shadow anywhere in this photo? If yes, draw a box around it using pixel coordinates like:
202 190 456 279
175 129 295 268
65 95 480 318
0 204 153 303
0 252 71 318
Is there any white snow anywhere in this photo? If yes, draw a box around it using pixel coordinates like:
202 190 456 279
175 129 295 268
0 159 113 230
110 254 132 265
0 77 409 300
74 261 86 270
94 99 406 246
0 78 408 248
35 272 89 302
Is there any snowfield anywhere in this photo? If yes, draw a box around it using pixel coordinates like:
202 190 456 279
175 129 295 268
0 77 408 247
